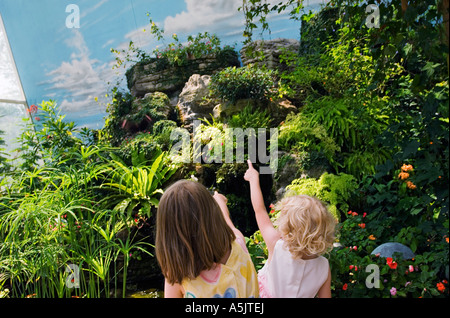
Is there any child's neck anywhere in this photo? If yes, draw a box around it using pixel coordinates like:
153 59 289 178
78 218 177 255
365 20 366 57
301 254 318 260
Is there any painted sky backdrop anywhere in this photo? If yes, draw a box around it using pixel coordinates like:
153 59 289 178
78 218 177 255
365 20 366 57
0 0 326 131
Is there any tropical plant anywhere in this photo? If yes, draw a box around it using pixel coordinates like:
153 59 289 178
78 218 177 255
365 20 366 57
226 105 272 130
98 151 176 219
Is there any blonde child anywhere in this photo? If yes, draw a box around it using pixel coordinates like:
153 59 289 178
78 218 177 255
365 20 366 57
155 180 259 298
244 160 336 298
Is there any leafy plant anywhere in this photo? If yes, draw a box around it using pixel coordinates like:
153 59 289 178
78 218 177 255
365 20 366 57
209 64 277 103
285 172 358 220
329 210 449 298
226 105 272 129
98 151 175 219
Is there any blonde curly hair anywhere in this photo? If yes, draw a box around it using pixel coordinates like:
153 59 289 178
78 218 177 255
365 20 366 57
274 195 336 259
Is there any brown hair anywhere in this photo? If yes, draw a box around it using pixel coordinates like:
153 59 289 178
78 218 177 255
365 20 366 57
274 195 336 259
155 180 235 285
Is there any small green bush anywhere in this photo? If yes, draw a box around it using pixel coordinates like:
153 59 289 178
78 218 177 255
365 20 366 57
209 64 277 103
226 105 272 130
285 172 358 220
278 95 390 178
329 209 449 298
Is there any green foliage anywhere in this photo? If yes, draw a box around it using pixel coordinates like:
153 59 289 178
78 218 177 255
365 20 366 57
14 101 88 170
143 16 237 68
209 64 277 103
278 94 390 178
153 32 225 67
0 165 153 298
278 111 339 160
152 120 178 150
0 125 10 174
226 105 272 130
98 151 176 219
329 210 449 298
104 90 171 146
285 172 358 220
120 20 240 89
0 100 171 298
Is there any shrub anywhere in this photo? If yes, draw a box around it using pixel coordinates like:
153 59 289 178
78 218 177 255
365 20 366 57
116 133 162 166
152 120 178 150
226 105 272 130
278 95 390 178
209 64 277 103
329 209 449 298
285 172 358 220
278 111 340 162
104 90 171 146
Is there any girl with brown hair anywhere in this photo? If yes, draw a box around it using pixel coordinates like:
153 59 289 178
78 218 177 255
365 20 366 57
155 180 259 298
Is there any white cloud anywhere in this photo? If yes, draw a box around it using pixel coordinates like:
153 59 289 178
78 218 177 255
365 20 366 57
163 0 243 35
81 0 110 19
44 29 118 115
118 0 245 55
102 38 115 49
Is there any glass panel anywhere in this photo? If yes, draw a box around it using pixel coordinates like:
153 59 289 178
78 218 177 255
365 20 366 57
0 15 25 101
0 102 28 157
0 14 29 162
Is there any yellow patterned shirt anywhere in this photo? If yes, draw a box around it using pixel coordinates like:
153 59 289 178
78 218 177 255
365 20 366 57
182 238 259 298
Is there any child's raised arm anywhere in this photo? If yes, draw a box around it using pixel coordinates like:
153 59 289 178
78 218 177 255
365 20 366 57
244 160 280 257
213 191 245 243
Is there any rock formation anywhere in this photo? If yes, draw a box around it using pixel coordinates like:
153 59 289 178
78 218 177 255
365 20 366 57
240 38 300 71
176 74 216 129
127 52 240 98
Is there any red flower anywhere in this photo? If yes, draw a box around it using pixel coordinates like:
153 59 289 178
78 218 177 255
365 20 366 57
386 257 398 269
342 283 348 291
269 203 275 214
352 212 358 216
349 265 354 270
34 117 41 121
363 212 367 218
28 104 38 114
358 223 366 229
437 282 445 292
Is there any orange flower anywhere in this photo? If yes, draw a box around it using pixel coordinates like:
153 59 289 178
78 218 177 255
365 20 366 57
358 223 366 229
446 237 449 243
401 164 414 172
437 282 445 292
368 234 376 240
398 172 409 180
406 181 417 189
